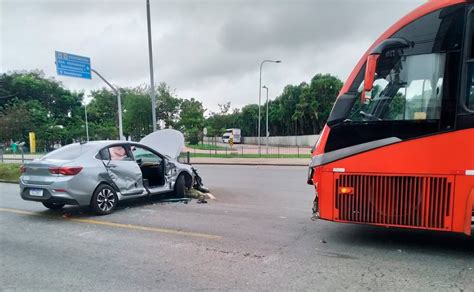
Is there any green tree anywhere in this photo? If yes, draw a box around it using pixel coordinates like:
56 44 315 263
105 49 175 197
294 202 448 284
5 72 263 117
122 89 152 140
87 89 118 140
156 82 182 129
178 98 205 144
296 74 343 134
205 102 240 139
237 104 259 136
0 99 33 143
0 71 84 148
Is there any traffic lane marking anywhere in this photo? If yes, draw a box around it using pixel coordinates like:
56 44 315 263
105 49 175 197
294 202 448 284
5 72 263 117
0 207 221 240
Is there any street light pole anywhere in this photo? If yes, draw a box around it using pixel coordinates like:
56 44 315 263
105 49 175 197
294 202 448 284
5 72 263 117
262 85 269 154
91 68 123 140
258 59 281 155
84 102 89 142
146 0 157 132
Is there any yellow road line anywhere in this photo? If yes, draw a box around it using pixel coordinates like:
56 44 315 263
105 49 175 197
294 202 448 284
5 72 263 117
0 207 221 240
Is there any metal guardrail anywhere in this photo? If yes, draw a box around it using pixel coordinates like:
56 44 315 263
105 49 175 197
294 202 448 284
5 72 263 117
185 145 312 158
0 146 309 165
0 150 36 164
177 152 191 164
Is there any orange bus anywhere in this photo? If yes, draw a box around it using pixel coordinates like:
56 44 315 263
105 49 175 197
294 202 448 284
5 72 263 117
308 0 474 235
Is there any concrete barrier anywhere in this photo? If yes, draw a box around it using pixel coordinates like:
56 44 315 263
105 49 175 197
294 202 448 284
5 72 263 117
242 135 319 146
204 135 319 147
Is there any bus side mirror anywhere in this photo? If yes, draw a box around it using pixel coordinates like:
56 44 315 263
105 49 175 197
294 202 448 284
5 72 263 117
361 37 411 103
361 54 380 103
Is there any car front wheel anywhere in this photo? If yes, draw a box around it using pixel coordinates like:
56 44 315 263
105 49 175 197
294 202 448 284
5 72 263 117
91 184 118 215
174 174 186 198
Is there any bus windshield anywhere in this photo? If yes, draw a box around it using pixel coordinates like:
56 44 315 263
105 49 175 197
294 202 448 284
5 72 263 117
348 52 446 122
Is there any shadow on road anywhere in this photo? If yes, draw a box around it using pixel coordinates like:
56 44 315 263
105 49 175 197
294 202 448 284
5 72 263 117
329 223 474 256
33 194 194 218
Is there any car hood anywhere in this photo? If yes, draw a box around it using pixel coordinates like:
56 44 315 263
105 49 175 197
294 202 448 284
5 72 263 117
139 129 185 159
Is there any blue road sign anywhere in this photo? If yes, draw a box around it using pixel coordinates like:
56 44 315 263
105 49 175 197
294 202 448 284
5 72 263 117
55 51 91 79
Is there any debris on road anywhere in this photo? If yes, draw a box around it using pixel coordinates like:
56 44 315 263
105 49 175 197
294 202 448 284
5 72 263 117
159 198 191 204
186 188 215 202
197 197 207 204
205 247 265 259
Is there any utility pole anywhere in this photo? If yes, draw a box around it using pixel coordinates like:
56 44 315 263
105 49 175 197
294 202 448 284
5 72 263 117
258 60 281 155
262 85 269 154
146 0 157 131
91 69 123 140
84 102 89 141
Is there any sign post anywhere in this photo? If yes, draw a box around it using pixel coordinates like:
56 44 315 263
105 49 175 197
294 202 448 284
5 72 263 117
29 132 36 153
55 51 124 140
202 127 207 146
55 51 91 79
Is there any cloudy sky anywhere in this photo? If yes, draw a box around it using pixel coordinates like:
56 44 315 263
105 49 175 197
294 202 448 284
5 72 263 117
1 0 424 112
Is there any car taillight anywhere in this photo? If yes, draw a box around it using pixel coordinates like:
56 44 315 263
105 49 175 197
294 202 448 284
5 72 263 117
49 166 83 176
20 165 26 173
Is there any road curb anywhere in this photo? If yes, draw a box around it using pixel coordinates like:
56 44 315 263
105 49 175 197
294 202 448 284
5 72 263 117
0 179 18 184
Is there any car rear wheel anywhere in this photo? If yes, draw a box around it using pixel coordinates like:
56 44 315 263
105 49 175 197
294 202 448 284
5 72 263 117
174 174 186 198
91 184 118 215
42 202 65 210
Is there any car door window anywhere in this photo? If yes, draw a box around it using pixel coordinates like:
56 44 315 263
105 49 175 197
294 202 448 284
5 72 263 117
97 148 111 160
109 146 132 161
131 146 162 164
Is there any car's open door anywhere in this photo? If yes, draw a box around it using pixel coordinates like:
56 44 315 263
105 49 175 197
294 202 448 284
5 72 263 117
101 144 144 195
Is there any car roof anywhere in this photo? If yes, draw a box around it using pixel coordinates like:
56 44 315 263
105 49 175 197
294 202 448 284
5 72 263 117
78 141 160 152
80 140 129 146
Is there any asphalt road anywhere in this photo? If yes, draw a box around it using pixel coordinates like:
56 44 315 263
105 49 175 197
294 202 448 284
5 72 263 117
1 165 473 290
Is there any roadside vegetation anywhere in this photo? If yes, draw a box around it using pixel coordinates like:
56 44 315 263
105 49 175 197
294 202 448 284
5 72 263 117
0 71 341 150
186 143 226 151
0 163 21 181
189 153 311 159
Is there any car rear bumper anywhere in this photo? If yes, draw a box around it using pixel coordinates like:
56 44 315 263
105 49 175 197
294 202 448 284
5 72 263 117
20 177 91 206
21 188 80 205
20 186 80 205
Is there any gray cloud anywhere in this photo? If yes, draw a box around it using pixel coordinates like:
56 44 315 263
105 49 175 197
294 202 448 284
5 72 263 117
1 0 424 111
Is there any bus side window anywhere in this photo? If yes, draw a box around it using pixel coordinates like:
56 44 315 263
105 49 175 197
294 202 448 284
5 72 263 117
467 14 474 111
467 62 474 111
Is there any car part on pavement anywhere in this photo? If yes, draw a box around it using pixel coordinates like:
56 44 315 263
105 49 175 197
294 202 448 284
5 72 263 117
42 202 65 210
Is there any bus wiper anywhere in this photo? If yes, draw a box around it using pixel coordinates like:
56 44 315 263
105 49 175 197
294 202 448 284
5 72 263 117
359 111 382 121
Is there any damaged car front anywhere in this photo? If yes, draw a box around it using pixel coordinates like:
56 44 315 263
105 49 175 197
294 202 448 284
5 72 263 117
138 129 208 194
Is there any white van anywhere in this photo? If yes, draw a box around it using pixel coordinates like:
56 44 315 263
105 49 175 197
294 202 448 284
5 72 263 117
222 128 241 144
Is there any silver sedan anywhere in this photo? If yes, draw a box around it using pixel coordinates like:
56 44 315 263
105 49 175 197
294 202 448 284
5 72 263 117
19 130 207 215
